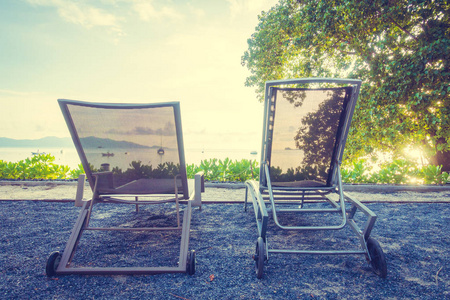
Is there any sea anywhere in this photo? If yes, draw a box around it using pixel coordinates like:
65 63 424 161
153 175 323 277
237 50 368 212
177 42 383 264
0 147 262 169
0 147 308 174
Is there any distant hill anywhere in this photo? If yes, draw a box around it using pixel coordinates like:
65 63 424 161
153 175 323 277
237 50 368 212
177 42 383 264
80 136 150 149
0 136 74 148
0 136 151 149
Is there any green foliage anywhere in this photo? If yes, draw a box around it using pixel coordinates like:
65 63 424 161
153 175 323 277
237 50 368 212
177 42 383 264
0 155 447 185
231 159 260 181
0 154 71 180
342 159 449 185
69 163 85 179
371 160 417 184
341 160 370 183
0 156 260 182
186 163 202 178
187 158 259 182
199 158 222 181
242 0 450 169
420 164 449 185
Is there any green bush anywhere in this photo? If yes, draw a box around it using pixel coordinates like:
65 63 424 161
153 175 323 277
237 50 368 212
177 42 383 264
370 160 417 184
0 155 448 185
0 154 71 180
187 158 259 182
69 163 85 179
342 158 449 185
420 165 449 185
341 160 371 183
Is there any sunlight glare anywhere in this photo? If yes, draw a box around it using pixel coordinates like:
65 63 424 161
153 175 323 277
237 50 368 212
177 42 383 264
404 146 427 166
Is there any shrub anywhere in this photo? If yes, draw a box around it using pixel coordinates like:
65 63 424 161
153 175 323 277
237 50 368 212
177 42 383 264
0 155 448 185
187 158 259 182
0 154 70 180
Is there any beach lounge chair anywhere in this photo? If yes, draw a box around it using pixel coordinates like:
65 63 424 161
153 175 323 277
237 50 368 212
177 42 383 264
244 78 387 279
46 100 204 276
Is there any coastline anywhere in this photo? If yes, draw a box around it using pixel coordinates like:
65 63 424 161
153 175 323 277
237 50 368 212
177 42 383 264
0 180 449 203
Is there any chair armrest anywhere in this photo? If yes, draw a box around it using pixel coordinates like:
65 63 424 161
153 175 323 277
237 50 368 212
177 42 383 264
190 171 205 209
196 171 205 193
74 174 86 207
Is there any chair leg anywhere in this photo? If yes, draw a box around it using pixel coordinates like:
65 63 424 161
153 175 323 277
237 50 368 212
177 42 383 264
244 185 248 212
84 198 96 228
175 194 180 228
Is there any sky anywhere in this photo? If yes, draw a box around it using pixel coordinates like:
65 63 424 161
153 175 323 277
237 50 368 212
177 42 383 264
0 0 279 151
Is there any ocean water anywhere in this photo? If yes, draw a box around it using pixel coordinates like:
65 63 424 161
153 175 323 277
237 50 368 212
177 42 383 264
0 147 261 170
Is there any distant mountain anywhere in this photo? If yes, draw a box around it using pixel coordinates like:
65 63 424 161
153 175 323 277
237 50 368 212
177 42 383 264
0 136 151 149
80 136 150 149
0 136 74 148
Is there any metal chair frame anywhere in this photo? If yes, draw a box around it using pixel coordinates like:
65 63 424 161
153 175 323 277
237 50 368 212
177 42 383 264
245 78 387 278
46 100 203 276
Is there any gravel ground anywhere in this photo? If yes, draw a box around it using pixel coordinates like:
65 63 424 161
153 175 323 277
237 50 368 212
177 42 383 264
0 187 449 299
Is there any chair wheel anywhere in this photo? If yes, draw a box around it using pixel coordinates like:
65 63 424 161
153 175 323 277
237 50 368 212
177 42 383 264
186 250 196 275
367 238 387 278
254 237 265 279
46 251 62 277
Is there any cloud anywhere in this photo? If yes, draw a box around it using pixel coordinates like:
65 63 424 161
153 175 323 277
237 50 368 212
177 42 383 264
26 0 124 36
0 89 39 96
226 0 245 19
187 3 205 19
131 0 184 22
25 0 195 41
226 0 278 19
105 122 176 136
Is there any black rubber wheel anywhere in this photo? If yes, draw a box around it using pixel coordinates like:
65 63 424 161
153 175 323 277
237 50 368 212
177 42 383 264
46 251 62 277
254 237 265 279
367 238 387 278
186 250 196 275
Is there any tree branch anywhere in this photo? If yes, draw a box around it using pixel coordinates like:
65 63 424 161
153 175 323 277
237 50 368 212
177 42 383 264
388 17 418 41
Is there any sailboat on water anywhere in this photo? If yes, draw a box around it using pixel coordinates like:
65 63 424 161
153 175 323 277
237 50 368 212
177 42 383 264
157 133 164 155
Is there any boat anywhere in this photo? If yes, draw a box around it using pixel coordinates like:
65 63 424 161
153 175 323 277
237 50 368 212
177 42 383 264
102 152 114 157
32 150 46 155
250 151 258 155
157 134 164 155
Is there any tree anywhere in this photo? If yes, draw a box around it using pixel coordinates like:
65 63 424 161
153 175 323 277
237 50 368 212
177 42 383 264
242 0 450 170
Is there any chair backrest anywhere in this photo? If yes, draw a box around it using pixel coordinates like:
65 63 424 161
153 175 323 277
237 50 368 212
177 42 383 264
59 99 189 199
259 78 361 188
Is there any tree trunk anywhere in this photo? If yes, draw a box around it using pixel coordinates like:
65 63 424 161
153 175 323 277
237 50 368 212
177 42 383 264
430 138 450 172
